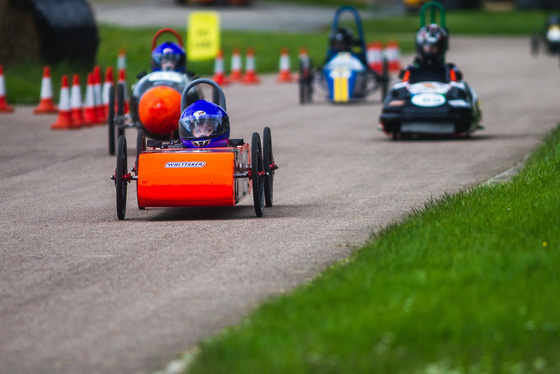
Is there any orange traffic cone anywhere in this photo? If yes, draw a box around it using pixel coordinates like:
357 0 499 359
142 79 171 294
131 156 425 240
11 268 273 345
83 73 98 126
367 42 384 73
117 49 127 72
385 41 402 73
92 66 105 123
229 48 243 82
102 66 114 117
51 75 74 130
0 65 14 113
70 74 84 128
34 66 57 114
242 48 260 84
212 49 229 86
117 68 129 114
277 48 294 83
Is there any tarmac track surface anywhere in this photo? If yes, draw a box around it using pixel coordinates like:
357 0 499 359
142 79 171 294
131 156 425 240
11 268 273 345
89 0 360 31
1 37 560 374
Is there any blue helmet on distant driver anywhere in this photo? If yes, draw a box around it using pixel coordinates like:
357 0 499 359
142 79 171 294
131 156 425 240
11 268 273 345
179 100 230 148
152 41 186 72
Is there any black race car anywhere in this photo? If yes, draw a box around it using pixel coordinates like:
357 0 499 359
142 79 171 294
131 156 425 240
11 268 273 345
379 1 482 139
379 63 482 139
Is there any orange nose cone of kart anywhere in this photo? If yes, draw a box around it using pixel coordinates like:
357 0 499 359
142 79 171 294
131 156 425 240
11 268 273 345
138 86 181 136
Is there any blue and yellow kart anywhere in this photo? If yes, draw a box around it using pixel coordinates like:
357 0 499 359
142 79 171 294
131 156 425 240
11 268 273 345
298 6 389 104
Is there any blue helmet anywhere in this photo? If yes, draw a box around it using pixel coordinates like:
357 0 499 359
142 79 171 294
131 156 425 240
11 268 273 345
179 100 230 148
152 41 186 72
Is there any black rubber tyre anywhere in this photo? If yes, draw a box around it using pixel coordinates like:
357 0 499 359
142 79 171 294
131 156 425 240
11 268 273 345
251 132 264 217
115 135 128 220
308 60 314 102
108 85 116 155
117 82 125 116
262 127 274 207
380 58 389 102
298 60 306 105
117 83 125 138
298 57 312 105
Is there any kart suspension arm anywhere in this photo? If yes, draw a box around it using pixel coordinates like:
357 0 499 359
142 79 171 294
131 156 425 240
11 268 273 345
111 173 137 183
239 170 266 180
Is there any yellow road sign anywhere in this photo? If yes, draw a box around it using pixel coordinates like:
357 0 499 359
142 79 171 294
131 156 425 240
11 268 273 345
187 11 220 61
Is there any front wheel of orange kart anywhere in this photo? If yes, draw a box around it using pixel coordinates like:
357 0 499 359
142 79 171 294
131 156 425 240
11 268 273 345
115 135 128 220
251 132 265 217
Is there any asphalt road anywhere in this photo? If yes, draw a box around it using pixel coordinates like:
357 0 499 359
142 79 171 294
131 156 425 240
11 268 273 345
89 0 356 31
1 37 560 374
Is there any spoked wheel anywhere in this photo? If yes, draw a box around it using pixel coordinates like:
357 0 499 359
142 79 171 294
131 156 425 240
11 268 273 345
108 86 116 155
262 127 276 207
135 129 146 210
116 83 126 138
251 132 265 217
115 135 128 220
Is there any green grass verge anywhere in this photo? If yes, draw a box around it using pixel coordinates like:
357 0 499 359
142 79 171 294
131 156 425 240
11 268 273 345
2 26 333 105
362 9 547 35
184 126 560 373
2 10 546 104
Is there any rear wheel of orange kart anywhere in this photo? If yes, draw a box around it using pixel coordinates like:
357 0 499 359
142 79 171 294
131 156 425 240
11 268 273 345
262 127 275 207
108 86 116 155
251 132 265 217
115 135 128 220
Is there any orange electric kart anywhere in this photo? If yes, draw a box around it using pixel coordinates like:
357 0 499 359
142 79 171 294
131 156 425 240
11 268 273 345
111 78 277 220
